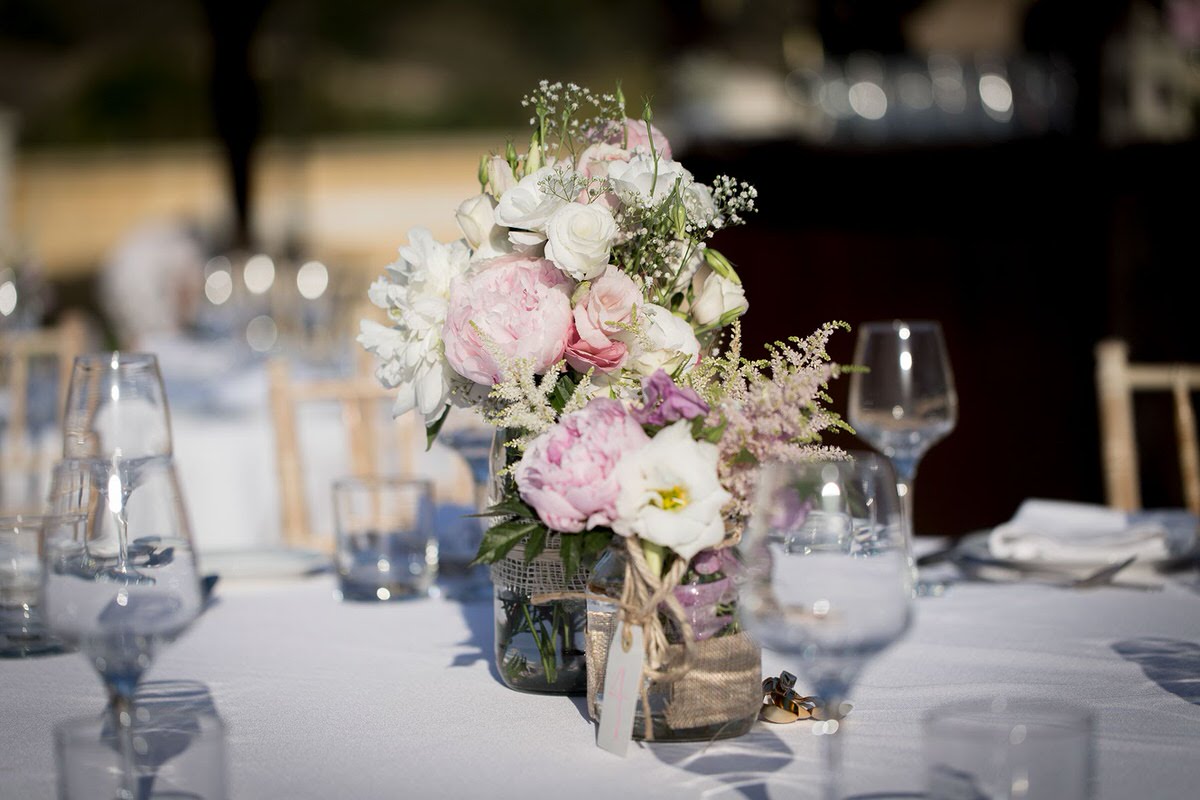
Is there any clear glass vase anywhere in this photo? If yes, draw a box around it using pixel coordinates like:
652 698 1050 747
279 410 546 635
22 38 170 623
491 536 589 694
487 430 589 694
585 546 761 741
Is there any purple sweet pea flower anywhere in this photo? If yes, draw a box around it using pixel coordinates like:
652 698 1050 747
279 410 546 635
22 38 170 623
631 369 710 427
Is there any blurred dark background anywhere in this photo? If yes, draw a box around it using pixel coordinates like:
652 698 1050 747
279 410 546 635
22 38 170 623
1 0 1197 536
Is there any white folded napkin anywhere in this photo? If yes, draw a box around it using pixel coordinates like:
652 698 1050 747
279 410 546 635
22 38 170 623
988 499 1172 564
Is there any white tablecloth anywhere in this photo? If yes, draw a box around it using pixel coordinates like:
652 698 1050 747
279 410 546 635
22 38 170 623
3 570 1200 798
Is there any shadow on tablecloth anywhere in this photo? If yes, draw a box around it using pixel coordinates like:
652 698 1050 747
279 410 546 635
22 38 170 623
1113 637 1200 705
451 595 504 686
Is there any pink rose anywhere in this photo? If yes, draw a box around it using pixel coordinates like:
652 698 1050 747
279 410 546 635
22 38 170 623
515 398 651 532
442 254 573 385
564 265 640 374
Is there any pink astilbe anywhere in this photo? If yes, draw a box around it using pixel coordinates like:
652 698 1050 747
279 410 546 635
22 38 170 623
711 321 853 523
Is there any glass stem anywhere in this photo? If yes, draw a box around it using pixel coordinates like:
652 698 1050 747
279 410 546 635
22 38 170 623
820 721 843 800
108 689 137 800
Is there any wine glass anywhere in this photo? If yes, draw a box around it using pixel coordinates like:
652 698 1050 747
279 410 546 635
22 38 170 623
63 353 173 461
41 457 203 800
740 454 914 800
847 320 957 537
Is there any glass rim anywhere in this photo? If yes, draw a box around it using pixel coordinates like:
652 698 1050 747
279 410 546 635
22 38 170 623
924 697 1093 732
70 352 161 371
53 709 227 742
857 319 944 332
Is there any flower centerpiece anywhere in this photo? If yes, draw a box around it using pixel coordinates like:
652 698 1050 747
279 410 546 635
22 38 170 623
360 81 851 728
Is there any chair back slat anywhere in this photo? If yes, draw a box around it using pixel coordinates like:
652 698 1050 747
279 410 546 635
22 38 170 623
267 356 418 550
1095 338 1200 514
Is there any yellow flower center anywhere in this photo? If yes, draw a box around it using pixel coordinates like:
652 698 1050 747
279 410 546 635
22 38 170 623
654 485 689 511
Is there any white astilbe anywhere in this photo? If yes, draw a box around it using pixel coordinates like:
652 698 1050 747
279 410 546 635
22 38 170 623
687 321 854 523
481 352 594 453
357 228 472 419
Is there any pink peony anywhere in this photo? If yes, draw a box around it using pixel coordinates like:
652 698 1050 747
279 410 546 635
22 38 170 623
564 265 640 374
442 254 573 385
515 398 650 533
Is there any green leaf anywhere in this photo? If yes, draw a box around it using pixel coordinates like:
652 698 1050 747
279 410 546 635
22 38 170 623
424 405 451 451
581 530 611 558
549 373 578 414
559 534 582 580
731 447 758 466
473 496 538 520
472 520 542 565
523 528 548 563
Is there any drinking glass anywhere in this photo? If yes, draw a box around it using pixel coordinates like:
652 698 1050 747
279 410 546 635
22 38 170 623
41 457 203 800
332 476 437 601
740 453 914 800
63 353 173 461
56 690 227 800
0 514 68 657
847 320 957 537
925 698 1093 799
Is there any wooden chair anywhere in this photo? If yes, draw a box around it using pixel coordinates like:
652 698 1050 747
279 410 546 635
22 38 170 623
0 312 88 511
1095 338 1200 514
267 349 421 550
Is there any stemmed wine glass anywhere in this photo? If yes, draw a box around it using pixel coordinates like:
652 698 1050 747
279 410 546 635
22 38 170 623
847 321 957 538
740 454 914 800
63 352 173 461
42 457 203 800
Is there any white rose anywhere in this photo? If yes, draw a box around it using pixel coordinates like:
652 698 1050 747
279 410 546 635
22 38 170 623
455 194 511 260
689 265 748 327
485 155 518 197
543 202 616 281
611 420 731 562
607 154 693 207
493 166 568 231
621 303 700 377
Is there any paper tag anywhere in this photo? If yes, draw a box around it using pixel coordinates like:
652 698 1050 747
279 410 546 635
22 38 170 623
596 621 644 757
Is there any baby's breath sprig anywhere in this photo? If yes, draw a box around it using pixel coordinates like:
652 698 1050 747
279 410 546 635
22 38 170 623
520 80 624 163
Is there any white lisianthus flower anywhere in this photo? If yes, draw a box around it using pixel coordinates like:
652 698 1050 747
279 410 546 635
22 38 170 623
456 194 511 261
683 182 720 226
544 202 616 280
607 154 694 207
485 155 518 197
494 166 568 231
689 265 748 327
611 420 732 562
621 303 701 377
357 227 473 419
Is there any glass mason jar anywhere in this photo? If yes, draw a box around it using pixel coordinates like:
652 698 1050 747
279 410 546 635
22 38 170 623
585 545 762 741
488 430 589 694
491 538 589 693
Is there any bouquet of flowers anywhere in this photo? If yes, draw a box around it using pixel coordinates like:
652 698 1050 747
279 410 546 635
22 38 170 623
361 80 850 736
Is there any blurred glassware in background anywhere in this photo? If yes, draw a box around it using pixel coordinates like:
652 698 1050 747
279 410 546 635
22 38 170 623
332 476 437 601
63 353 173 461
0 515 69 657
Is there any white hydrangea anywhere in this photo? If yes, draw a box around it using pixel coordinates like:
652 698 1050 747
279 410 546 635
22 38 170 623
357 227 473 419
